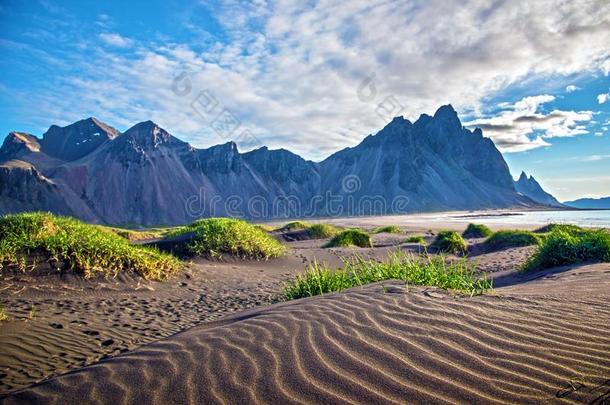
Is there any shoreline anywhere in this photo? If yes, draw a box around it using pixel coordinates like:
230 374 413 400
264 209 610 232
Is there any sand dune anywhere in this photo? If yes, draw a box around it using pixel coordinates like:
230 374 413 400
3 264 609 404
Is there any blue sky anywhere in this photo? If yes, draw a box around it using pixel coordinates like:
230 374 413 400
0 0 609 201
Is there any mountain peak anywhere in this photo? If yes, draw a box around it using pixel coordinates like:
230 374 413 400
0 132 42 162
7 132 41 151
433 104 458 120
518 171 528 181
120 121 179 148
514 172 561 207
40 118 118 161
130 120 158 130
431 105 462 131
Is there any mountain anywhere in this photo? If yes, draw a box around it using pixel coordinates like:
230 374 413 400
0 106 541 225
513 172 562 207
319 107 524 214
563 197 610 209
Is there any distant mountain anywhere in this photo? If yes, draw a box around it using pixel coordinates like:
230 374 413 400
514 171 562 207
0 105 540 225
564 197 610 209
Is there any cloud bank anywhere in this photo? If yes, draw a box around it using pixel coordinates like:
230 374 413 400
465 95 594 152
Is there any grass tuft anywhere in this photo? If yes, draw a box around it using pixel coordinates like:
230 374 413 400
462 223 493 238
405 235 427 244
308 223 341 239
280 221 311 231
373 225 402 234
325 229 372 248
485 230 543 250
431 231 468 255
0 212 180 280
282 251 492 300
524 226 610 271
534 223 583 234
170 217 286 259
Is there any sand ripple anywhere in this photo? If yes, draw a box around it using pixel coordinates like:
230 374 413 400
2 264 610 404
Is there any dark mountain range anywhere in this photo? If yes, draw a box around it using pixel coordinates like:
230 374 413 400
0 106 553 225
563 196 610 209
513 171 563 207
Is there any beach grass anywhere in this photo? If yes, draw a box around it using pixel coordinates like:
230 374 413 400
524 226 610 271
170 217 286 259
405 235 427 244
373 225 402 234
325 229 372 248
431 231 468 254
282 251 492 299
279 221 311 231
309 223 341 239
0 212 181 280
534 223 583 234
462 223 493 238
485 230 543 249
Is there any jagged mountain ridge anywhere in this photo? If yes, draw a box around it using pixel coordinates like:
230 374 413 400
0 105 549 225
513 171 563 207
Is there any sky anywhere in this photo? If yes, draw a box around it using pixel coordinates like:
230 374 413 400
0 0 609 201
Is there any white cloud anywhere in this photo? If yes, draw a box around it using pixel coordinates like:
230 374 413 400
13 0 610 159
582 154 610 161
602 59 610 76
465 95 593 152
565 85 579 93
99 33 132 48
597 92 610 104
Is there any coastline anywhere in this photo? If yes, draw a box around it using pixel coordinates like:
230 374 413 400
265 208 610 232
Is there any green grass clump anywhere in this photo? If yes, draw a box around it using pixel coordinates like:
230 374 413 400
0 212 180 280
485 230 543 250
280 221 311 231
534 223 582 234
325 229 372 248
462 223 493 238
524 227 610 271
171 217 286 259
405 236 427 244
431 231 468 255
374 225 402 234
282 251 492 300
308 223 341 239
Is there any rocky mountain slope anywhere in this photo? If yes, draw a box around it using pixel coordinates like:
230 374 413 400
513 171 562 207
0 106 548 225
